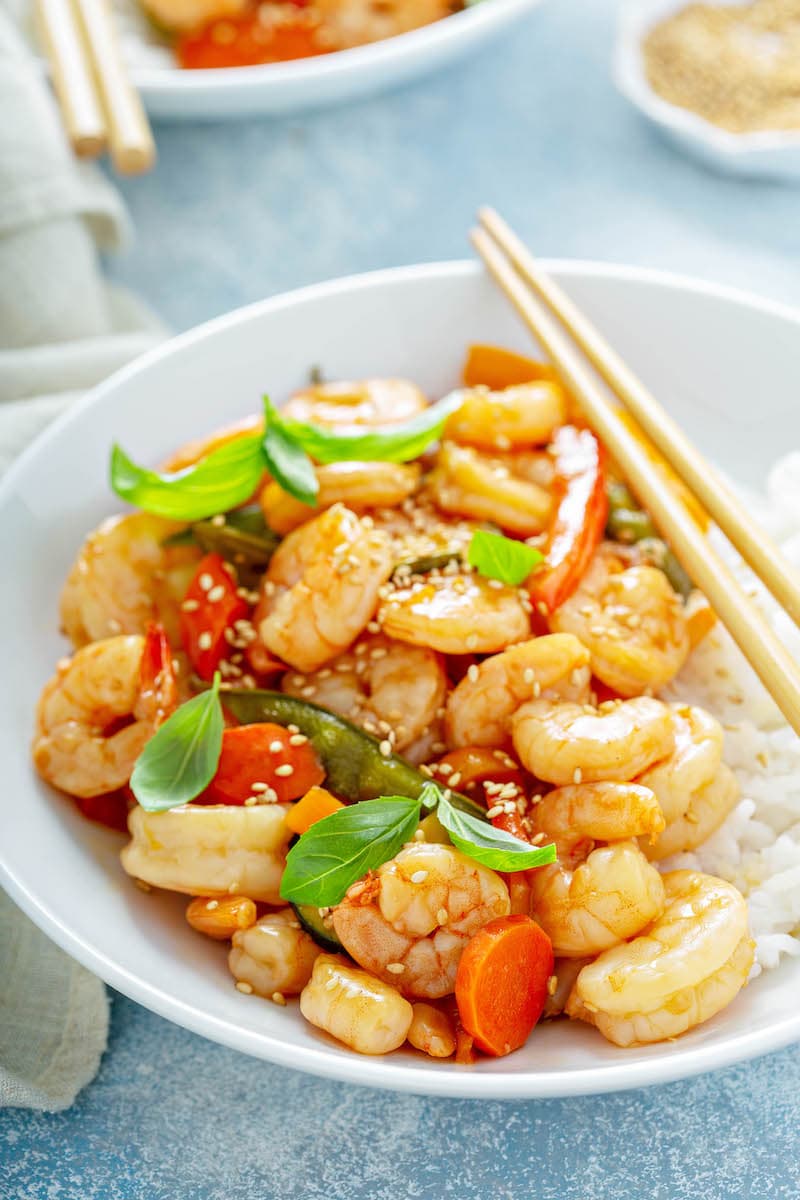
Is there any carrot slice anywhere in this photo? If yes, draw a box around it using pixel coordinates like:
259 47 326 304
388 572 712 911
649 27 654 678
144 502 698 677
285 785 344 835
455 915 554 1057
462 344 558 391
201 723 325 806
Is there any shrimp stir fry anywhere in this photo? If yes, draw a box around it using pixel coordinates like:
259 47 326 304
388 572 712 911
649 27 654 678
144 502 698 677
35 354 759 1065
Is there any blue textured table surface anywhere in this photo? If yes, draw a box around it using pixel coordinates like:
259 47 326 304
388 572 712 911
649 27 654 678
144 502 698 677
5 1 800 1196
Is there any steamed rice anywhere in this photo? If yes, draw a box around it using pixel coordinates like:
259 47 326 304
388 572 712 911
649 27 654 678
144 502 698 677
662 452 800 977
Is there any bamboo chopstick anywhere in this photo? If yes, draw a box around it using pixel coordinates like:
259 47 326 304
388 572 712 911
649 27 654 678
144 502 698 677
478 205 800 629
471 221 800 738
73 0 156 175
35 0 107 158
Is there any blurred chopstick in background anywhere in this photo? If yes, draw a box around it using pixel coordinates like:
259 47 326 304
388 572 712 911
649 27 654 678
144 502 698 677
35 0 155 174
472 206 800 738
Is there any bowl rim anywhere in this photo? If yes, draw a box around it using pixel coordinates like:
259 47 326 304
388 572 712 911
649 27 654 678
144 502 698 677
614 0 800 158
4 257 800 1099
112 0 541 94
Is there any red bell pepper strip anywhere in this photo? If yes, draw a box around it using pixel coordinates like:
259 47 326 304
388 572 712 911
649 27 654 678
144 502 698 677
180 553 249 681
528 425 607 614
140 621 178 727
201 723 325 806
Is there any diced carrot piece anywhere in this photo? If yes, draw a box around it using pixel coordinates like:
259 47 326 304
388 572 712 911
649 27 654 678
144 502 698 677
462 344 558 391
285 786 344 835
455 915 554 1057
201 723 325 806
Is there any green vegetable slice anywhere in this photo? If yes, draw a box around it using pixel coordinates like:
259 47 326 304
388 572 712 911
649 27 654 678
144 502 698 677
291 903 345 953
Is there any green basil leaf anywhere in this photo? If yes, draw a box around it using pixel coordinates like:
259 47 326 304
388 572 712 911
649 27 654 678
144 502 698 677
262 397 319 506
130 674 224 812
279 389 466 465
110 435 266 522
467 528 544 587
279 796 421 907
436 792 556 873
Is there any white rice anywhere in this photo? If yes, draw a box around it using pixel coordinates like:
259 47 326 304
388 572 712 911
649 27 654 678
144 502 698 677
661 451 800 978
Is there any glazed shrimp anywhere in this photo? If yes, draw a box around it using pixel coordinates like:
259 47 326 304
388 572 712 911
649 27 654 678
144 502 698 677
512 696 676 786
300 955 414 1055
567 871 755 1046
229 910 321 998
60 513 200 648
636 704 740 861
444 382 566 451
549 548 690 696
332 843 510 999
527 782 666 957
428 442 551 537
444 633 591 749
261 461 421 535
121 803 292 904
379 573 530 655
255 504 394 673
282 378 428 430
33 629 176 799
282 634 447 754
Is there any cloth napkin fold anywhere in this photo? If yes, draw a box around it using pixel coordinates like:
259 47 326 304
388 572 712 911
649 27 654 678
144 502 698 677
0 3 165 1110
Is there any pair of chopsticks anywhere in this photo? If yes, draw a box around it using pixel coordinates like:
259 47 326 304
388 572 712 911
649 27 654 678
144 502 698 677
36 0 155 174
472 207 800 738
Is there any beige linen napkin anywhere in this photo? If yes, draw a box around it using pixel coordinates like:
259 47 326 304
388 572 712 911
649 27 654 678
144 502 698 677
0 4 164 1109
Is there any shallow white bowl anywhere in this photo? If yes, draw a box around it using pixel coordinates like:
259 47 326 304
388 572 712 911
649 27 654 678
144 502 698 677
20 0 543 119
2 260 800 1099
615 0 800 180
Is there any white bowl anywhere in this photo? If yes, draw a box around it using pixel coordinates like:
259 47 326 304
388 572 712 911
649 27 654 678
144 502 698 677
615 0 800 180
2 260 800 1099
20 0 543 119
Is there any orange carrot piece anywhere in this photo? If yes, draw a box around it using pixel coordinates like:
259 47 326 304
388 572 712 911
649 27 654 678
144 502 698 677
201 723 325 806
285 785 344 835
462 344 558 391
455 915 554 1057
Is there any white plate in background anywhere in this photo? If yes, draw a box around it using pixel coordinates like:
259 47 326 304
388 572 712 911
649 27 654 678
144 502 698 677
2 260 800 1098
615 0 800 180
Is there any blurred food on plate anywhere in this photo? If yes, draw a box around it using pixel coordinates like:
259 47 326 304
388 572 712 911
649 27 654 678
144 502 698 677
643 0 800 133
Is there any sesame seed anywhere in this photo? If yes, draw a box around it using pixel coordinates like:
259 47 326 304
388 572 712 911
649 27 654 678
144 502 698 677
235 981 254 994
271 992 287 1006
466 634 479 650
274 764 294 778
205 899 219 910
536 601 549 617
410 870 428 884
324 976 338 992
486 805 504 819
467 664 480 683
244 797 258 806
413 829 426 842
197 631 212 651
301 686 316 698
573 767 583 784
523 667 535 685
134 879 151 892
547 975 558 996
438 763 453 776
199 573 214 591
386 962 405 974
379 739 392 758
289 733 308 746
437 908 449 925
533 681 542 698
531 832 546 845
448 772 462 788
181 598 200 612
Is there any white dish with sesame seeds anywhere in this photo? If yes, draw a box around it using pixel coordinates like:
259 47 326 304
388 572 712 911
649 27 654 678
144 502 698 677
4 260 800 1097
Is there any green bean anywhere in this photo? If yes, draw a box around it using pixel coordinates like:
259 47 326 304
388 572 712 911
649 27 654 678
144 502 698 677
606 483 692 598
163 505 279 581
393 550 463 578
221 688 486 821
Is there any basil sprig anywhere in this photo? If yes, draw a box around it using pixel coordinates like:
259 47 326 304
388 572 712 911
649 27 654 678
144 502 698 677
467 528 544 587
130 674 224 812
262 398 319 506
279 783 555 907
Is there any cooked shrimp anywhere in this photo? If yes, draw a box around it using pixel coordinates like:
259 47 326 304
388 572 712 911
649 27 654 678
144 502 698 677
549 548 690 696
512 696 676 786
33 630 175 799
445 633 591 749
527 782 666 957
229 910 321 998
444 382 566 451
428 442 551 537
379 573 530 655
567 871 754 1046
636 704 740 861
407 1003 456 1058
282 634 447 753
121 803 292 904
300 955 414 1055
255 504 394 673
60 513 200 648
283 378 428 430
261 461 421 535
332 843 510 999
